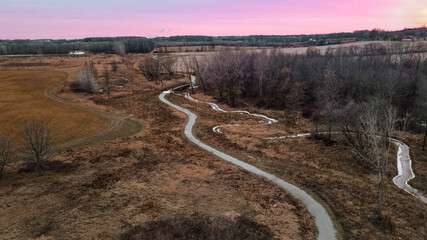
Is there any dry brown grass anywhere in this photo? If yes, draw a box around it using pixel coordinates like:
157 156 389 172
0 71 105 145
0 54 312 240
167 91 427 240
397 132 427 195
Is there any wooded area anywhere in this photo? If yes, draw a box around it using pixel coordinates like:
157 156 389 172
0 37 154 55
191 43 427 149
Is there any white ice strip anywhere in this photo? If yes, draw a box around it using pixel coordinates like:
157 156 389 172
232 110 278 124
184 93 277 122
212 125 223 134
391 139 427 203
69 51 85 55
160 90 337 240
264 133 312 140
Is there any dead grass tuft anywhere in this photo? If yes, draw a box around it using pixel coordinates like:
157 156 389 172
120 213 274 240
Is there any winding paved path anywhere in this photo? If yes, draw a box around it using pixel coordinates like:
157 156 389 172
159 89 337 240
183 91 427 204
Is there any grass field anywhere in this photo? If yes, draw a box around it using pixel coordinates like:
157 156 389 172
0 70 105 146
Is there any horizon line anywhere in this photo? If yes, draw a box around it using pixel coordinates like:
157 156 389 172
2 25 425 41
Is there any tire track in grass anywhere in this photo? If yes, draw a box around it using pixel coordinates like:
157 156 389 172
44 72 141 151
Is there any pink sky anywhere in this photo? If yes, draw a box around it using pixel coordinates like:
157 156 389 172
0 0 425 39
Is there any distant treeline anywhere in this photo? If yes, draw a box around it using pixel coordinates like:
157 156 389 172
0 37 154 55
154 27 427 47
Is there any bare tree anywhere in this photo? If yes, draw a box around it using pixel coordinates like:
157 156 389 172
342 100 397 220
253 50 269 98
36 48 43 63
113 41 126 56
188 56 208 94
124 55 136 82
160 57 177 77
0 135 14 179
318 69 340 140
183 57 195 94
103 65 111 99
111 60 118 72
22 121 52 176
71 62 97 93
139 57 162 85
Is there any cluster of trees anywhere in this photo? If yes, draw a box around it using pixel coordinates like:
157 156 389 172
0 37 154 55
0 121 52 178
138 57 177 85
192 45 426 131
71 62 98 93
87 38 155 54
189 44 427 219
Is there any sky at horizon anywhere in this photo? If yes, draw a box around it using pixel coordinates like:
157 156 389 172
0 0 426 39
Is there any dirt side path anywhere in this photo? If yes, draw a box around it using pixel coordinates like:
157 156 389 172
44 72 141 151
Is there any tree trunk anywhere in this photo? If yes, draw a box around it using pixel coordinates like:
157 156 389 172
199 76 207 95
423 121 426 151
377 171 384 220
229 88 235 107
0 161 5 179
190 77 194 94
106 78 110 100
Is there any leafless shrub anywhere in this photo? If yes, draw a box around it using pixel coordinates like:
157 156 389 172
160 57 176 76
71 62 97 93
22 121 52 176
36 48 43 63
139 57 162 85
124 56 136 82
103 65 111 99
111 60 117 72
120 214 273 240
0 135 14 179
113 41 126 56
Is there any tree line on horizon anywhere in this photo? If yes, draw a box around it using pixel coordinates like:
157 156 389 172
1 27 425 55
155 27 427 47
0 37 154 55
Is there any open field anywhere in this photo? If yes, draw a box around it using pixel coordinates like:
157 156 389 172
0 70 105 145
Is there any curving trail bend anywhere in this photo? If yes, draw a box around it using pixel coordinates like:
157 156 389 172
183 91 427 204
44 72 141 151
160 89 337 240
